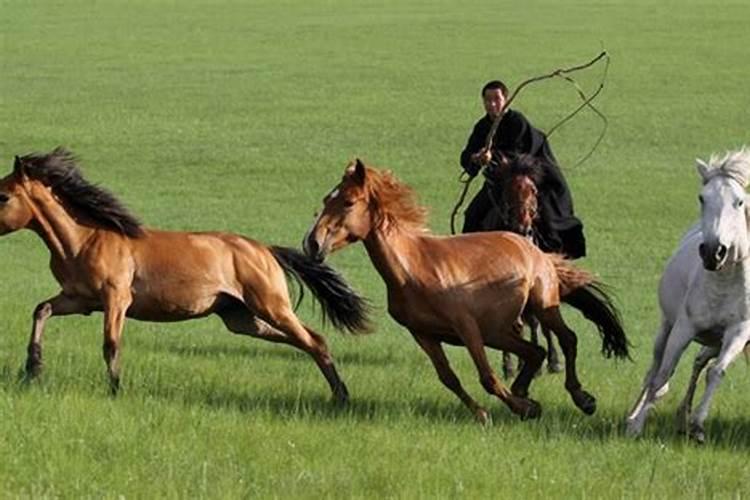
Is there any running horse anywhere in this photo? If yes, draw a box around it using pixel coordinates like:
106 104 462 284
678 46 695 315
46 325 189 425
304 159 629 422
626 148 750 442
482 153 563 376
0 148 369 400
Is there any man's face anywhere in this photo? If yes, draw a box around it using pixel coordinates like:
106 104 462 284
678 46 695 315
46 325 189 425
482 88 506 120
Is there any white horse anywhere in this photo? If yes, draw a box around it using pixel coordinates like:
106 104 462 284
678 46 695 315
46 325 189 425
626 147 750 443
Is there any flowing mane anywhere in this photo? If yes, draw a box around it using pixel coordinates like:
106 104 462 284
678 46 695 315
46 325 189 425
698 146 750 187
18 147 144 238
363 165 429 232
506 153 546 185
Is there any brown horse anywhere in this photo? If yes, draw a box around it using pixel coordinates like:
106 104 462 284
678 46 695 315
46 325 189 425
484 155 563 376
303 159 628 422
0 148 369 401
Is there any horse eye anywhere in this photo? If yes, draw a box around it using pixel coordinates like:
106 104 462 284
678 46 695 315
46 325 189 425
0 193 8 204
738 199 745 208
698 195 704 204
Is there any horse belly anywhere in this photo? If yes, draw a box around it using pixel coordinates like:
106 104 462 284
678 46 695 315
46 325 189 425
127 277 229 322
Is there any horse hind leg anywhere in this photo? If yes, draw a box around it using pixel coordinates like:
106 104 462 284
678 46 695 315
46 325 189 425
540 325 563 373
537 306 596 415
217 300 349 404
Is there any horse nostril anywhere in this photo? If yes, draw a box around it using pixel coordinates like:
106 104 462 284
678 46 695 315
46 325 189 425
698 243 706 259
716 244 727 260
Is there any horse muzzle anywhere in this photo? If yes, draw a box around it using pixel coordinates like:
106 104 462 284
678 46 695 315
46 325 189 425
303 233 327 262
698 242 728 271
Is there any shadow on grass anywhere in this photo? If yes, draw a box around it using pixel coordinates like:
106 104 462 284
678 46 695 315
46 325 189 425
530 403 750 451
146 340 404 368
3 357 748 451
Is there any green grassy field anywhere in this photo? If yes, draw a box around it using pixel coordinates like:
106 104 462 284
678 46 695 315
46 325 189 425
1 0 749 497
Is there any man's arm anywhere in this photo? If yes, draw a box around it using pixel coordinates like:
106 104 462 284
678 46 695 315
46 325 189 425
460 121 488 177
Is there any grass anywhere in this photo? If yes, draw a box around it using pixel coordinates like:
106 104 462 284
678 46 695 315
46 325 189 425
1 0 749 497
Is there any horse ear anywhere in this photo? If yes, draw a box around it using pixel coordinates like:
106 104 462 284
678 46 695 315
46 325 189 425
695 158 710 183
13 155 25 177
352 158 366 185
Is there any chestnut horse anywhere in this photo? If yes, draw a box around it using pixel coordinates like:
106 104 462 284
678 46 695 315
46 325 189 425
304 160 628 422
0 148 369 401
483 155 562 376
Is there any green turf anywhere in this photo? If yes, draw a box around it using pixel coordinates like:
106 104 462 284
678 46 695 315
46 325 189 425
1 0 749 497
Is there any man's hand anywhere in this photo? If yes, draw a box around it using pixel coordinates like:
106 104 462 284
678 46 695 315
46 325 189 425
471 147 492 167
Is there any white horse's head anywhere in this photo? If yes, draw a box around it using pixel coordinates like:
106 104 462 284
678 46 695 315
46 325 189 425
696 147 750 271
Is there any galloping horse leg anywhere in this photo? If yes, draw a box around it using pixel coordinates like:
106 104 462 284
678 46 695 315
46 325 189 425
484 331 546 401
25 293 91 379
540 325 563 373
501 351 515 380
626 315 696 437
457 316 541 420
101 286 132 396
218 304 349 404
627 318 672 424
675 345 718 434
688 323 750 444
411 332 490 424
538 307 596 415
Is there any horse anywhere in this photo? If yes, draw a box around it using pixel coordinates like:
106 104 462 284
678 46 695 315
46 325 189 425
626 148 750 443
0 148 369 401
303 159 629 423
481 154 563 376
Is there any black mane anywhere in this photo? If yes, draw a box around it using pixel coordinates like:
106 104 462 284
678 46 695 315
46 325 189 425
505 153 546 185
18 147 144 238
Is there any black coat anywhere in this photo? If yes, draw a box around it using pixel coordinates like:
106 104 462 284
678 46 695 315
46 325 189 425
460 110 586 259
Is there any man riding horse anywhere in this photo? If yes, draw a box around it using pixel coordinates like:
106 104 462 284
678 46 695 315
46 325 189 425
460 79 586 259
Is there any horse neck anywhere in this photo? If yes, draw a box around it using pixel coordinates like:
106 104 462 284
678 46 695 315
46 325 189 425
23 183 95 260
362 220 419 289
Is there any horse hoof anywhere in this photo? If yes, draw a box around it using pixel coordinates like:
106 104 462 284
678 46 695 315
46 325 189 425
572 390 597 415
517 398 542 420
332 388 349 406
547 361 563 374
475 408 492 426
689 424 706 445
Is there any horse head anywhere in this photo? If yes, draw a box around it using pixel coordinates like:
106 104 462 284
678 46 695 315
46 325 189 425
303 159 375 261
695 148 750 271
0 155 36 235
486 153 543 240
504 172 539 239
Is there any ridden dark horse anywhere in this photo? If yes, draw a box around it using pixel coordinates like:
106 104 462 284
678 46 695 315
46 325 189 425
304 160 629 422
0 148 369 400
481 154 563 377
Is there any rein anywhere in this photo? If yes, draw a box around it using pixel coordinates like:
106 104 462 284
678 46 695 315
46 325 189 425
449 51 609 235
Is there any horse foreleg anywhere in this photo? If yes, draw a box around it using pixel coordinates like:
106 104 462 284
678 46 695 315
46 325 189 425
458 316 541 420
101 287 132 396
25 293 91 380
626 315 695 437
412 333 490 425
675 345 718 434
538 307 596 415
688 323 750 444
627 318 671 424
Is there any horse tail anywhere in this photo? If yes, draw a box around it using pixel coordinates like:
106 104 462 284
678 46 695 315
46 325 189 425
270 246 371 334
552 256 630 359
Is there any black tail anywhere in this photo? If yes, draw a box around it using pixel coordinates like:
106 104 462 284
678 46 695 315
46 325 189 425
270 246 370 334
562 282 630 359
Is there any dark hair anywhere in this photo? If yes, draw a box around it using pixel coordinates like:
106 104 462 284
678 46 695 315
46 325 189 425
481 80 508 98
